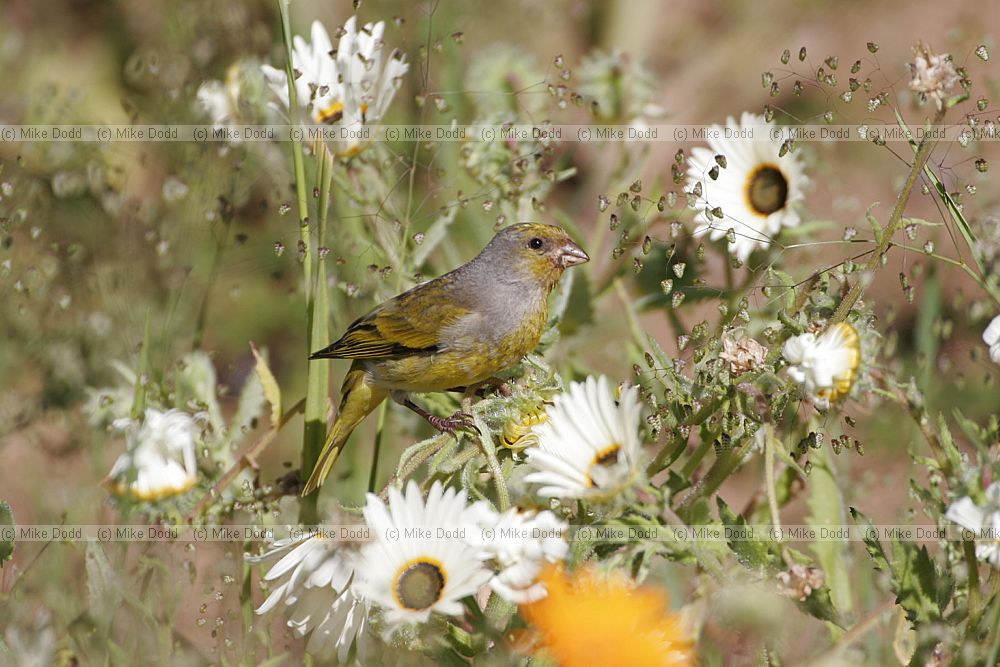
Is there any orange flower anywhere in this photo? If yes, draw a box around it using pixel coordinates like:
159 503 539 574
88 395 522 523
520 564 695 667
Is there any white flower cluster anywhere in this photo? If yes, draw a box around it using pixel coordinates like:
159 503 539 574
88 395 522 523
909 44 960 110
250 374 649 659
782 323 861 408
261 17 409 156
983 315 1000 364
250 481 568 660
107 408 201 501
946 482 1000 568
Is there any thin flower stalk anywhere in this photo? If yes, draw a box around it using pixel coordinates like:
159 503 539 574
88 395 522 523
831 107 946 323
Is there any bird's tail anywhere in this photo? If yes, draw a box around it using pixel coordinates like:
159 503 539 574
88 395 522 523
301 367 388 496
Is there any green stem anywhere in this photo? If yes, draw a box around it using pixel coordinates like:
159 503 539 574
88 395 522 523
964 538 981 628
677 436 754 512
831 108 946 323
680 436 714 479
368 401 389 493
888 241 1000 308
275 0 327 524
613 278 647 351
192 212 232 351
131 312 152 420
277 0 311 300
986 582 1000 667
470 404 509 511
764 427 781 530
299 147 333 525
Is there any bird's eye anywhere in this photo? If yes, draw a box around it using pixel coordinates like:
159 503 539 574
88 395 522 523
528 237 544 250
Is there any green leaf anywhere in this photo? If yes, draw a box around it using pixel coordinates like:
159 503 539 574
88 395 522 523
935 413 965 477
223 364 265 451
851 507 951 624
850 507 892 574
717 497 779 570
0 501 13 565
866 203 883 246
250 342 282 427
893 543 947 624
952 408 989 458
915 271 940 395
85 542 124 633
807 445 852 616
899 217 944 228
177 351 224 432
799 584 844 627
767 267 797 310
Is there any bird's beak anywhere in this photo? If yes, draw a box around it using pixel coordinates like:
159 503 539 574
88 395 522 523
557 242 590 268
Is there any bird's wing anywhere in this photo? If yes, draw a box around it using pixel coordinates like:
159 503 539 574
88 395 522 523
310 277 470 360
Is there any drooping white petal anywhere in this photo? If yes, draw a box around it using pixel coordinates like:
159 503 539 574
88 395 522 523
248 533 370 660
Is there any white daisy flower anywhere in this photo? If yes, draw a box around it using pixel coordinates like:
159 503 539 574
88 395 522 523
686 112 808 262
945 482 1000 567
983 315 1000 364
782 323 861 408
470 508 568 604
261 17 409 156
524 376 643 500
196 63 245 138
353 481 492 630
248 535 370 662
107 408 199 501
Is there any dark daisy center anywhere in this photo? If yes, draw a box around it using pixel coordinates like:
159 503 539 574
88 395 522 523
745 164 788 216
394 559 445 610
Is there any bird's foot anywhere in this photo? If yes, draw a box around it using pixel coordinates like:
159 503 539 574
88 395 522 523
428 410 481 436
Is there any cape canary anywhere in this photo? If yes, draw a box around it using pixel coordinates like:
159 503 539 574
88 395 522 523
302 223 589 494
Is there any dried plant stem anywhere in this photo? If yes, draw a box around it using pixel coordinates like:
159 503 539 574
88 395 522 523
831 109 946 323
187 398 305 521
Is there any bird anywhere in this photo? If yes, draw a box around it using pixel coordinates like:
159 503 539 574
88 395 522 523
301 223 589 494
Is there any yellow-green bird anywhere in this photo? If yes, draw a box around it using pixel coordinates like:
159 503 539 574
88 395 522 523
302 223 589 494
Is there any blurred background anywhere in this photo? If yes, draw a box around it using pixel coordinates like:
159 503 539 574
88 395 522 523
1 0 998 663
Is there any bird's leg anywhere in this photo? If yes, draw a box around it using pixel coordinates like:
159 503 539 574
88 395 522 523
392 393 480 436
449 377 512 398
475 377 513 397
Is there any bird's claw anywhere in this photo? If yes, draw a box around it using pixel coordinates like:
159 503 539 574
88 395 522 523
429 411 481 436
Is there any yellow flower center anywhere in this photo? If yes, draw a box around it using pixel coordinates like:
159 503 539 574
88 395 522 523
744 163 788 216
393 558 446 610
502 410 548 449
587 443 622 487
815 322 861 403
315 101 369 124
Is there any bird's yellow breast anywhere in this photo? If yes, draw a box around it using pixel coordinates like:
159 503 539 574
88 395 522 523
366 305 547 392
